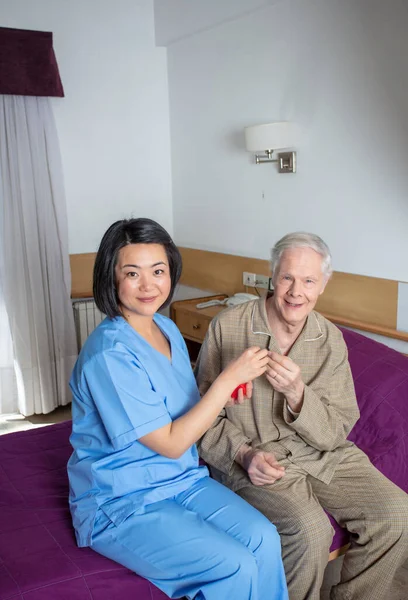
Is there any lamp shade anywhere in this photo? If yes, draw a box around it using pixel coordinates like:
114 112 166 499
244 121 294 151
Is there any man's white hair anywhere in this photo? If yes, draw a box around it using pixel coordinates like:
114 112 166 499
270 232 333 281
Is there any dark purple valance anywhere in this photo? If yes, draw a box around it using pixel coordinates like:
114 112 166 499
0 27 64 97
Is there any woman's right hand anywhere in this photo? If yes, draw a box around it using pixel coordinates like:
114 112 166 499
219 346 269 395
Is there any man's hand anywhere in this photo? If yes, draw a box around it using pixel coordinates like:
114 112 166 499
236 445 285 486
266 351 305 413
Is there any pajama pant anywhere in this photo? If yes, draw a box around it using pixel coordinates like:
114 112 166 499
237 446 408 600
91 476 288 600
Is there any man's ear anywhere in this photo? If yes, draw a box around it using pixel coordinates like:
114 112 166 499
319 275 331 295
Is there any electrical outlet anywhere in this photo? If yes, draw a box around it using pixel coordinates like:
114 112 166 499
254 274 270 289
243 271 256 286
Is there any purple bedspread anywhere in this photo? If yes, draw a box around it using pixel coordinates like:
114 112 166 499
0 328 407 598
0 422 168 600
330 329 408 550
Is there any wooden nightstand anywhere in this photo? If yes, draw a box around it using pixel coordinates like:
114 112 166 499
170 295 228 363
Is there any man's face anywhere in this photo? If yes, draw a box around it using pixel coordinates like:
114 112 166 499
272 247 328 327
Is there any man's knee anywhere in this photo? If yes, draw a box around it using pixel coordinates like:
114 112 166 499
288 510 334 557
378 490 408 543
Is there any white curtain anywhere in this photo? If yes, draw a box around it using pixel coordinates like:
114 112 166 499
0 95 77 416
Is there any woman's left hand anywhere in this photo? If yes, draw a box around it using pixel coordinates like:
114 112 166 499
225 381 253 407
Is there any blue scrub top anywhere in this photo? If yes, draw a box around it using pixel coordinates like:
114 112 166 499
68 314 208 547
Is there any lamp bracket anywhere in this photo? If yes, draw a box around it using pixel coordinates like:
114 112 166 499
254 150 296 173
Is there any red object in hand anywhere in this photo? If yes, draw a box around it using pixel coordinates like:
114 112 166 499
231 383 247 400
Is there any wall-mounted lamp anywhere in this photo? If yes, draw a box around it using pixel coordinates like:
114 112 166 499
244 121 297 173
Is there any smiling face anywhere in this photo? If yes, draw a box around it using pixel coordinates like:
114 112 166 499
115 243 171 321
271 247 328 328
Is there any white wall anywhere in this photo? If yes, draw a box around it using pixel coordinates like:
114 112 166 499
167 0 408 283
154 0 274 46
0 0 173 253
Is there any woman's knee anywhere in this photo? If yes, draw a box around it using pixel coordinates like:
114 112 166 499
258 520 283 560
218 542 259 585
244 510 282 555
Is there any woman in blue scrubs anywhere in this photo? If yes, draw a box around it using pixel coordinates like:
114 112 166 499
68 218 288 600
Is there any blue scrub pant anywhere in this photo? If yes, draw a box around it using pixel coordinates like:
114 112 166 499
91 476 288 600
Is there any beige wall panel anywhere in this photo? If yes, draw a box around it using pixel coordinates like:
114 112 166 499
315 272 398 330
70 247 406 341
179 247 270 297
70 253 96 298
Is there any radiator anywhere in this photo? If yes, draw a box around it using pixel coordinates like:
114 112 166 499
72 298 105 351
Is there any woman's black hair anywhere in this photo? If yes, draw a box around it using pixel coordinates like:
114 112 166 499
93 218 182 318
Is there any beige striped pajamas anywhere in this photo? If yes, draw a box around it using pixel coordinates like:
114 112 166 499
195 298 408 600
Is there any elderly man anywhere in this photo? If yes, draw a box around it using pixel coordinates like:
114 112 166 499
195 232 408 600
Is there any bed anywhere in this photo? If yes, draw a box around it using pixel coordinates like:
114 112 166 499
0 328 407 599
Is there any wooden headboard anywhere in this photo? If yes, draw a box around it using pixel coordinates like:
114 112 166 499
70 247 408 342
